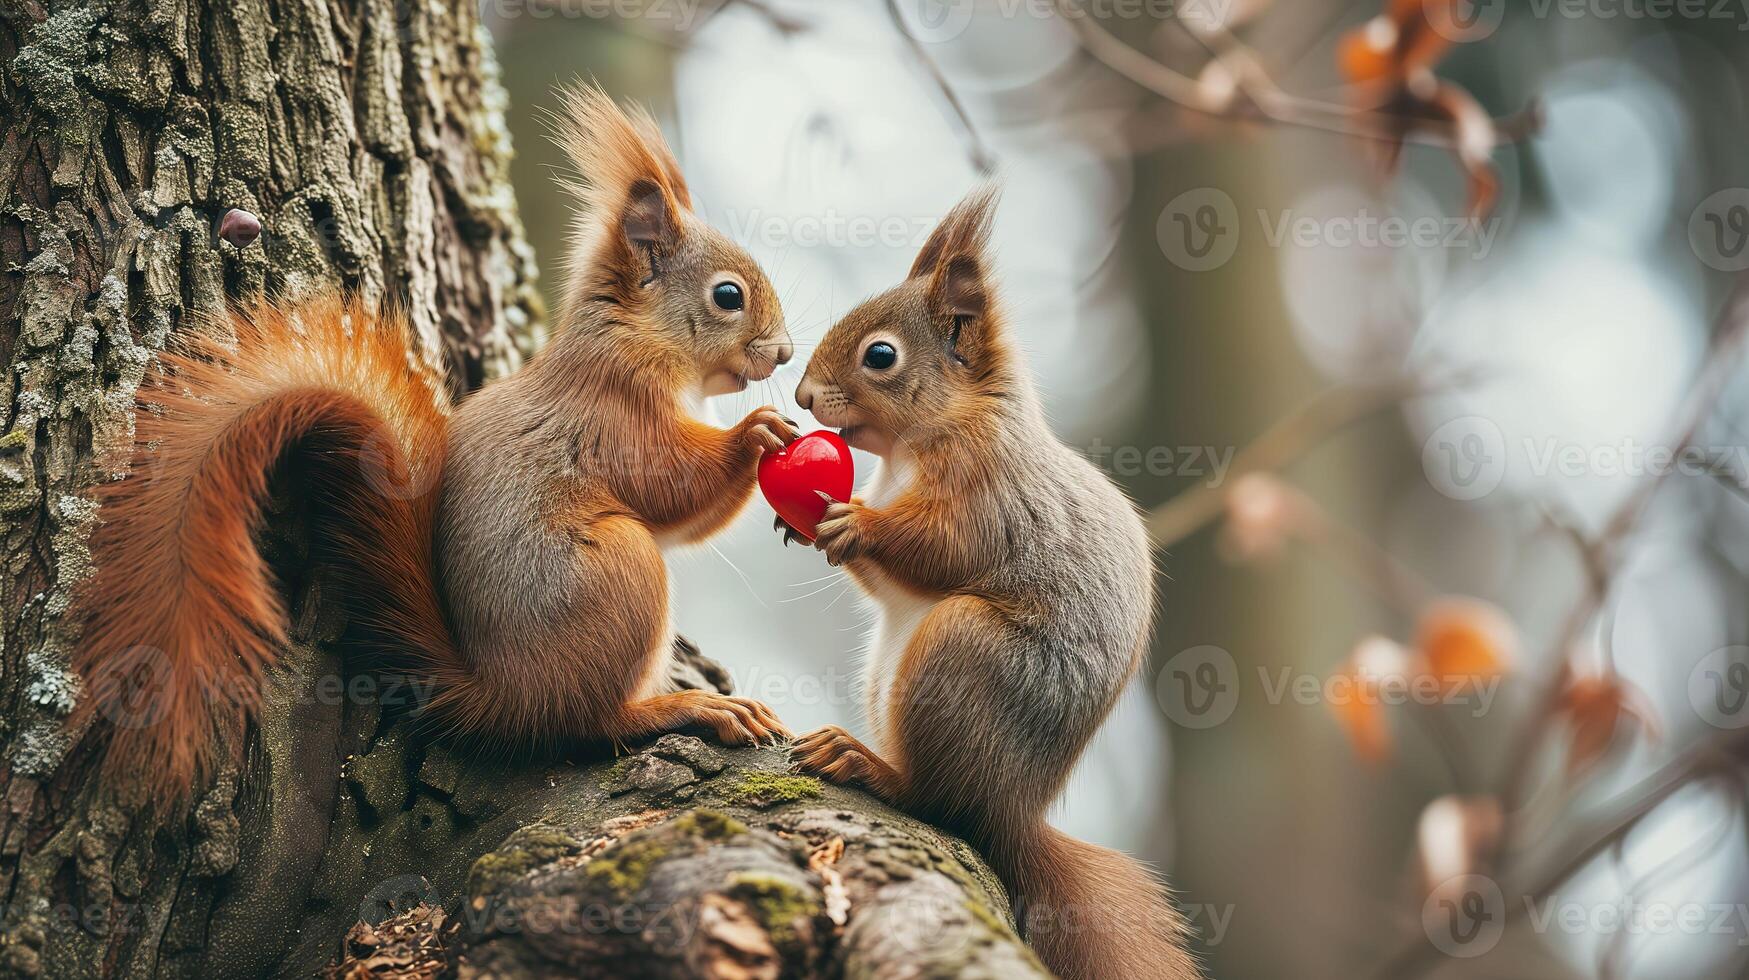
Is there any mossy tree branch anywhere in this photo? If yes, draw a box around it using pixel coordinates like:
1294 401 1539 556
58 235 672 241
0 0 539 973
0 3 1036 979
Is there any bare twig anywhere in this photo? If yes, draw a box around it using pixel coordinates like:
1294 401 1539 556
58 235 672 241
1374 273 1749 979
1495 274 1749 843
1374 729 1749 979
1146 378 1424 548
884 0 997 174
1052 0 1540 152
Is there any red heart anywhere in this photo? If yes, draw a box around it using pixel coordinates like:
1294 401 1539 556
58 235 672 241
759 431 854 542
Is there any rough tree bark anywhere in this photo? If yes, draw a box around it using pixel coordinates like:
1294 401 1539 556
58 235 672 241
0 1 1039 977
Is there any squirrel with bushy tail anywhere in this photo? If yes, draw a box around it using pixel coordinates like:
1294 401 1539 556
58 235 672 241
786 187 1204 980
73 86 800 801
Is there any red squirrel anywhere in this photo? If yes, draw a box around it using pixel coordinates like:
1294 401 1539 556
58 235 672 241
72 86 797 802
785 188 1202 980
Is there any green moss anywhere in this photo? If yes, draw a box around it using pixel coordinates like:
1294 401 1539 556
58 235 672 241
709 770 824 808
669 808 747 841
596 755 638 791
582 810 745 897
0 428 37 514
583 833 668 897
466 825 582 899
729 872 818 951
966 898 1009 936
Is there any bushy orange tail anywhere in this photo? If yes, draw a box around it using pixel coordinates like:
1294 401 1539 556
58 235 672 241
990 823 1203 980
71 297 466 802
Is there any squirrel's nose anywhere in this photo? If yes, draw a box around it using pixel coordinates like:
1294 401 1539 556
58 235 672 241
795 379 815 411
773 339 794 366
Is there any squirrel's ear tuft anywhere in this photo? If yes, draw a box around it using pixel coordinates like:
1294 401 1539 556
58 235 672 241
908 183 999 282
550 82 692 219
549 83 692 312
911 186 1000 359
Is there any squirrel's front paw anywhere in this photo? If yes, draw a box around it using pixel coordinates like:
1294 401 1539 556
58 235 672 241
792 726 899 796
812 497 866 566
740 407 799 455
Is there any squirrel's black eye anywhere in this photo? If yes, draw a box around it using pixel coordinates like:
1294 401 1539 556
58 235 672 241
863 342 897 370
712 281 744 311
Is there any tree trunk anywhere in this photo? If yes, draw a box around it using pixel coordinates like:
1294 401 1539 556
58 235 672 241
0 2 1034 977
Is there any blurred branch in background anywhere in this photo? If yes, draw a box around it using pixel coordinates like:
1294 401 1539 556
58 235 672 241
1050 0 1541 216
1156 269 1749 976
884 0 999 173
489 1 1749 976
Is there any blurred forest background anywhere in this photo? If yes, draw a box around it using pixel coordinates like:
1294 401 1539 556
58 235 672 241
483 1 1749 977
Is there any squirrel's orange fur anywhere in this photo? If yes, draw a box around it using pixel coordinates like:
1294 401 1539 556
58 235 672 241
72 86 796 803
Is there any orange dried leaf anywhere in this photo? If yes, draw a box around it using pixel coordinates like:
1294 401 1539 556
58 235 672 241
1329 636 1412 764
1415 597 1515 689
1338 16 1402 85
1337 0 1458 86
1332 694 1392 764
1558 672 1661 779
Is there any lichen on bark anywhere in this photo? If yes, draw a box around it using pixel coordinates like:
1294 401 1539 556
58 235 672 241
321 735 1048 980
0 3 1037 978
0 0 540 974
